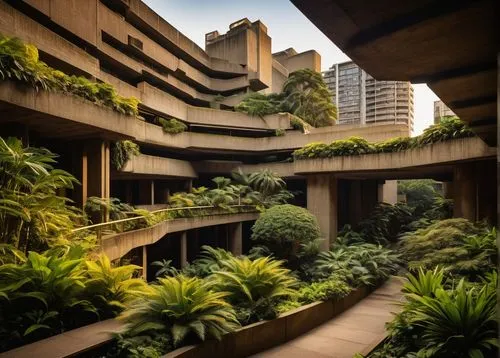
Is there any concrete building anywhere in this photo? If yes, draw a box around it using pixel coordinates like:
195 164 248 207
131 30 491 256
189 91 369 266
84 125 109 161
434 100 456 123
323 61 414 133
2 0 471 268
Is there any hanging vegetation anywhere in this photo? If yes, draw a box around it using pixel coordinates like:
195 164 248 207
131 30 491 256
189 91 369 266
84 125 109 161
157 117 188 134
111 140 140 170
0 34 140 116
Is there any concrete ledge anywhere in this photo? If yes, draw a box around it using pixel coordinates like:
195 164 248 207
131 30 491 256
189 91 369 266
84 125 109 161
193 161 296 178
102 212 260 260
119 154 198 178
0 319 123 358
294 137 496 174
163 286 372 358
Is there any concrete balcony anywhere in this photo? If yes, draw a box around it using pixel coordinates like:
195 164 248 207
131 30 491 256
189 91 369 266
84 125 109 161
118 154 197 179
293 137 495 179
102 212 259 260
193 161 296 178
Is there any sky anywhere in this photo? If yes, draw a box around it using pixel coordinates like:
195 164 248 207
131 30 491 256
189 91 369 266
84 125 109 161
143 0 439 135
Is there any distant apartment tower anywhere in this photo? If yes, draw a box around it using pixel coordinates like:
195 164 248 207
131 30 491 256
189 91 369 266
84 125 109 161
323 61 414 133
434 100 456 123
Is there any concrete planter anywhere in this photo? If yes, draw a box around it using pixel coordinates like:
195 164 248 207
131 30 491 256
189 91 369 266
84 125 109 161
163 286 372 358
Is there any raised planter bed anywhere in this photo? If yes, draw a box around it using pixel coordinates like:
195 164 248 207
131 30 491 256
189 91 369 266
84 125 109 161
0 286 374 358
163 286 372 358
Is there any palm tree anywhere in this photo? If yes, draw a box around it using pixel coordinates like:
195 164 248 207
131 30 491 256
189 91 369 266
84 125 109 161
248 169 286 197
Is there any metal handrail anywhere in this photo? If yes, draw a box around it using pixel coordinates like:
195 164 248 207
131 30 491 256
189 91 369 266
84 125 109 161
71 204 257 234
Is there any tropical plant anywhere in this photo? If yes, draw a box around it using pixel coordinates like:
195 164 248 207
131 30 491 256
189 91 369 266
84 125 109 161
83 254 146 318
297 275 351 304
157 117 187 134
236 69 337 127
120 275 239 347
0 137 81 252
212 256 298 324
151 259 179 278
293 136 374 159
314 241 401 286
398 179 442 216
111 140 140 170
0 34 139 116
251 204 321 263
416 116 475 146
398 219 495 279
182 245 234 278
247 169 285 196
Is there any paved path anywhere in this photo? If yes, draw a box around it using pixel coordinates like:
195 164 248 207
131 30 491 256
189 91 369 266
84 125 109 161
250 277 404 358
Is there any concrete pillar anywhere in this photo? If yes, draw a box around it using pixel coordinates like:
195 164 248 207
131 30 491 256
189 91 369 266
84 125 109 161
348 180 363 225
453 163 476 221
307 174 337 250
381 180 398 204
142 245 147 280
180 231 188 268
228 222 243 255
84 140 110 221
443 181 454 199
150 180 155 205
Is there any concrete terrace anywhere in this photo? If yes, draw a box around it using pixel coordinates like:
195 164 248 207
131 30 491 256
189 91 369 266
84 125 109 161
251 277 403 358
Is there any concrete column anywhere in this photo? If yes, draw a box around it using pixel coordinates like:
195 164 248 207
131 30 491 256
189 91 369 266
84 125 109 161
180 231 188 268
453 163 476 221
443 181 454 199
348 180 363 225
150 180 155 205
142 245 147 280
381 180 398 204
84 140 110 221
307 174 338 250
228 222 243 255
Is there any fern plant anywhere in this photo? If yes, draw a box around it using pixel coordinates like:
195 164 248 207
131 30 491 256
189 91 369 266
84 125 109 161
121 275 239 347
212 256 297 324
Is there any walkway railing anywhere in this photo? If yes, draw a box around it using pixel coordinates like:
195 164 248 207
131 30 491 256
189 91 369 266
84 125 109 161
71 204 257 245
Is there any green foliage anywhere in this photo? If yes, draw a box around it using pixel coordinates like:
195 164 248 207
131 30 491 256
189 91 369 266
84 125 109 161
274 129 285 136
0 137 81 252
150 259 179 278
293 117 474 160
111 140 140 170
182 245 235 278
236 69 337 128
298 276 351 304
121 275 239 347
379 268 498 358
399 219 495 279
398 179 441 216
0 34 139 116
212 256 298 324
157 117 187 134
314 241 401 287
106 332 172 358
84 254 146 318
417 116 474 146
251 204 321 262
293 136 374 159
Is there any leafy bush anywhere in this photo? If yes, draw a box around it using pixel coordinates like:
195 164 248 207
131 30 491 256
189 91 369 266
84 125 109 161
416 116 474 146
107 332 171 358
157 117 187 134
293 136 374 159
399 219 496 279
251 204 320 262
182 245 235 278
84 254 146 318
236 69 337 127
293 117 474 160
376 268 498 358
112 140 140 170
314 241 401 287
121 275 238 347
212 256 297 324
298 276 351 304
0 34 139 116
0 137 81 252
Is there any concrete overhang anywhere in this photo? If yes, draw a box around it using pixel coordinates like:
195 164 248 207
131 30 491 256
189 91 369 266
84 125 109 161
115 154 197 179
290 0 498 145
293 137 496 180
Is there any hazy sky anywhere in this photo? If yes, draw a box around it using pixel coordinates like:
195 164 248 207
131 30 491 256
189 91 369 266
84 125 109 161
143 0 438 135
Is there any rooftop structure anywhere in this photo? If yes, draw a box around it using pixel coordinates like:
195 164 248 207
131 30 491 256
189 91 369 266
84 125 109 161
434 100 456 123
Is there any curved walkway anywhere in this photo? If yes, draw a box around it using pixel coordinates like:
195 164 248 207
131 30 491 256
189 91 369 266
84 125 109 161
251 277 403 358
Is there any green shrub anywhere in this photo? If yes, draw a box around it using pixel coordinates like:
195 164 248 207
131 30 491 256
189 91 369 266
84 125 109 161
399 220 496 279
121 275 239 347
378 268 498 358
293 136 374 159
235 92 284 117
274 129 285 136
182 245 234 278
293 117 474 160
251 204 320 262
0 34 139 116
315 242 401 286
298 276 351 304
212 256 297 324
112 140 140 170
157 117 187 134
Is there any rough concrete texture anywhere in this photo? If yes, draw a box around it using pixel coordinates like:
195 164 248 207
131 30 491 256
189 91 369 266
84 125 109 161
120 154 198 179
307 175 337 250
251 277 403 358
